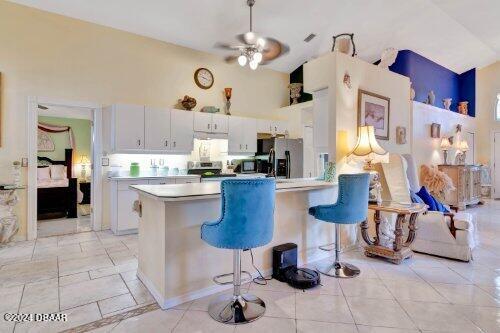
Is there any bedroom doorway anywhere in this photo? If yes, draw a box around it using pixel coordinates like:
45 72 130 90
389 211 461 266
27 98 102 240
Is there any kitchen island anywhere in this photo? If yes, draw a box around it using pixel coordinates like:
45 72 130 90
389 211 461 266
130 179 340 309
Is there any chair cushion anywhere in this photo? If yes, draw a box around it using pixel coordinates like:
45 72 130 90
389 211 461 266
416 186 437 211
431 195 449 213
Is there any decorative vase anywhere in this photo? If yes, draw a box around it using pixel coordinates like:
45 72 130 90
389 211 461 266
427 90 435 105
458 101 468 115
288 83 302 105
224 88 232 115
443 98 452 110
12 162 21 187
179 95 197 111
410 85 415 101
323 162 336 182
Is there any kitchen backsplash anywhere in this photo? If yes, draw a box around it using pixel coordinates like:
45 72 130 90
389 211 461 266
105 139 253 176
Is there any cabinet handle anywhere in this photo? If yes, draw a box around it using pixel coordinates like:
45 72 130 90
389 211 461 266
137 139 141 147
208 123 211 130
240 144 242 149
245 144 248 150
165 140 168 147
173 141 176 147
214 124 217 130
275 126 278 132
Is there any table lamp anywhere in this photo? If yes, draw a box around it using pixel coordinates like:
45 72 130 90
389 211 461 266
347 126 388 170
440 137 451 165
79 155 90 180
459 140 469 164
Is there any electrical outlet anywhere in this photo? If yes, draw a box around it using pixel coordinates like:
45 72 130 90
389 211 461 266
21 158 28 167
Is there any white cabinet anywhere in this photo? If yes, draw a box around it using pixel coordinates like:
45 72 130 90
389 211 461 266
256 119 288 136
228 117 257 154
104 105 194 154
170 109 194 153
104 104 145 152
145 107 171 151
194 113 228 133
110 177 200 235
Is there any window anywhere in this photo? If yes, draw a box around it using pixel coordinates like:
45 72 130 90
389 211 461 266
496 94 500 121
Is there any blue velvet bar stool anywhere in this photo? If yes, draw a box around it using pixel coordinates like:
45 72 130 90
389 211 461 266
309 173 370 278
201 178 275 324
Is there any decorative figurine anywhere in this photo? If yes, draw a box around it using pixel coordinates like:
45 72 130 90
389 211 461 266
288 83 302 105
378 48 398 69
426 90 435 105
458 101 468 115
224 88 232 115
443 98 452 110
179 95 197 111
396 126 407 144
410 82 416 101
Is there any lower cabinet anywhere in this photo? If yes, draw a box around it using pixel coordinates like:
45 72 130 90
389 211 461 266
110 177 199 234
438 165 481 210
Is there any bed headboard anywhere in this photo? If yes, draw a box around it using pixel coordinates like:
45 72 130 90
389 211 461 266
37 148 73 178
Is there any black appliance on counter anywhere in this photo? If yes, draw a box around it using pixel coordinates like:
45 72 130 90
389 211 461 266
256 138 303 178
272 243 320 289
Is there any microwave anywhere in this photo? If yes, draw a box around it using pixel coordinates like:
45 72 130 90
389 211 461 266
237 159 257 173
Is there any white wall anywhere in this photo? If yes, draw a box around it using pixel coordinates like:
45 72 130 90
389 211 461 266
304 52 411 172
411 102 477 172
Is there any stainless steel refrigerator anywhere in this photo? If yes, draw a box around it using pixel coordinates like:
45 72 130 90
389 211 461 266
257 138 303 179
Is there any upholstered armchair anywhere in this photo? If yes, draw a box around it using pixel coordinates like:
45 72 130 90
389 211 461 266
374 154 475 261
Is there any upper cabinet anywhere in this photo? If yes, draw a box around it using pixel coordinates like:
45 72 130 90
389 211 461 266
194 112 228 134
228 117 257 154
256 119 288 136
104 104 194 154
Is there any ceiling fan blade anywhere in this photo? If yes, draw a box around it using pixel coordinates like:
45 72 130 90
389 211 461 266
260 38 289 63
236 32 263 45
224 55 239 63
214 42 243 50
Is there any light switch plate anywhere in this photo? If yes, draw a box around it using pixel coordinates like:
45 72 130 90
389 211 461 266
21 158 28 167
101 157 109 166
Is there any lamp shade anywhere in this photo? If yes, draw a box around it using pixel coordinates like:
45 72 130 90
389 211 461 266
459 140 469 151
79 155 90 165
440 137 451 150
348 126 387 157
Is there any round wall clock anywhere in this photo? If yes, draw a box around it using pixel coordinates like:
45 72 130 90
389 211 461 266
194 68 214 89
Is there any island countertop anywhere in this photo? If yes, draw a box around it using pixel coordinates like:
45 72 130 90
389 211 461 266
130 179 336 202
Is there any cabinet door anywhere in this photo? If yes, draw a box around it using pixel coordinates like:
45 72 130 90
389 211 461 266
114 104 145 151
170 109 194 153
145 107 171 151
274 120 288 135
194 112 212 132
148 178 175 185
175 177 200 184
257 119 272 133
117 190 140 231
212 114 228 133
228 116 244 153
243 118 257 153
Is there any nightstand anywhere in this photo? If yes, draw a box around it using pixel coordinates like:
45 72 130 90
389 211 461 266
79 181 91 205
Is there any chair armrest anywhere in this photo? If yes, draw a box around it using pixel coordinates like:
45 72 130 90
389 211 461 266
443 212 456 237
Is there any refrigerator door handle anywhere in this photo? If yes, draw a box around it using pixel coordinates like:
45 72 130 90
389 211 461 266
285 150 291 179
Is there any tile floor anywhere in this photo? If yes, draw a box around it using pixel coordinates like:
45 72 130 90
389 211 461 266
1 200 499 332
37 212 92 238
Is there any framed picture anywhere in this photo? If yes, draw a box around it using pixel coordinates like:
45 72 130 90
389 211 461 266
358 89 390 140
430 123 441 138
396 126 407 144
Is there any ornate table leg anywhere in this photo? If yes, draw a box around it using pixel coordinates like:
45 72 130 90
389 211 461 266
404 213 419 246
0 189 20 244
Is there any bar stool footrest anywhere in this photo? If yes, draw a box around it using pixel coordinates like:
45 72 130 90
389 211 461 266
213 270 252 285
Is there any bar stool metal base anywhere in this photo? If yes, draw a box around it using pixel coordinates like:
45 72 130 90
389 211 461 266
208 293 266 324
317 262 360 278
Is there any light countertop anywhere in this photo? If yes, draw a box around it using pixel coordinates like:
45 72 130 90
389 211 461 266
108 174 201 181
130 179 336 202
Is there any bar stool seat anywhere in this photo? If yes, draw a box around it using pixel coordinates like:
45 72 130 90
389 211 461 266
309 173 370 278
201 178 275 324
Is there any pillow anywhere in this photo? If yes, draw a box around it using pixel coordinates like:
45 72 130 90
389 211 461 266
409 190 424 204
37 167 50 180
49 165 67 180
430 194 449 213
416 186 437 211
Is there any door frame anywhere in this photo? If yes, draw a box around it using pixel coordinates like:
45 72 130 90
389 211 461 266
491 130 500 199
27 96 103 240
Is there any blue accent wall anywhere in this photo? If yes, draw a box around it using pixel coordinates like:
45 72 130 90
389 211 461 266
387 50 476 116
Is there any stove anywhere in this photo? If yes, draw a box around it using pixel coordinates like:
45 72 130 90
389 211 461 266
187 161 236 181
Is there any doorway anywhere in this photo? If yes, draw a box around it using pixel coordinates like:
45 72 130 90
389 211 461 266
27 98 102 240
493 131 500 199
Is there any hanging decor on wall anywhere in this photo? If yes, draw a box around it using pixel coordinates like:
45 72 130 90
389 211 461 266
343 72 352 89
37 123 75 150
358 90 390 140
37 129 55 152
430 123 441 138
224 88 232 115
396 126 407 144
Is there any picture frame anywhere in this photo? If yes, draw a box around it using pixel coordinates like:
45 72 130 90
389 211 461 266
396 126 407 144
431 123 441 138
358 89 390 140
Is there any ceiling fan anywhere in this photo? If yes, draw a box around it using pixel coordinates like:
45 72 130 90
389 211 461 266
215 0 289 70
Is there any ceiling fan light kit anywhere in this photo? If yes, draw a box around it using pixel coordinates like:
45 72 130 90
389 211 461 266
217 0 289 70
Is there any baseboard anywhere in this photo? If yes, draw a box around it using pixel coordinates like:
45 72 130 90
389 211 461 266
138 251 335 310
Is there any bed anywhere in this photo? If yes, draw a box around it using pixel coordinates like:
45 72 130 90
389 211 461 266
37 149 78 220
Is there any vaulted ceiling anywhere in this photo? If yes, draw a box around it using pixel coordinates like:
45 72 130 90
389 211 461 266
9 0 500 73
